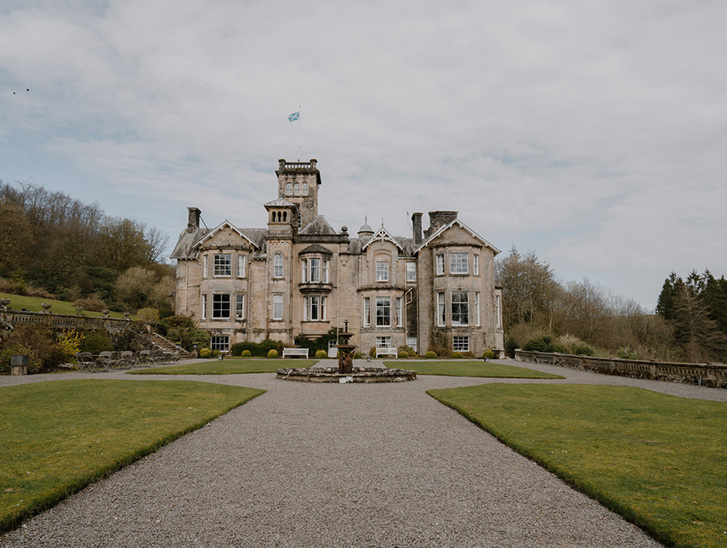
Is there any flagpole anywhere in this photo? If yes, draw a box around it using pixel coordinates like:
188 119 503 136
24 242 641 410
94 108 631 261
297 104 301 162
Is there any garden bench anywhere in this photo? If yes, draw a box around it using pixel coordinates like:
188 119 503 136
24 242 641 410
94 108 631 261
375 347 398 358
282 347 309 359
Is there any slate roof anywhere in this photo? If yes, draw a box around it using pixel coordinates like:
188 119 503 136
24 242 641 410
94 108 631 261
299 215 337 236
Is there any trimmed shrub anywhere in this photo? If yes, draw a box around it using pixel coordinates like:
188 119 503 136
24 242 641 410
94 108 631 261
452 352 463 359
230 338 284 357
199 348 212 358
482 350 495 360
267 349 279 359
424 351 437 359
398 345 416 358
314 349 328 359
212 350 221 358
241 350 252 358
353 351 362 359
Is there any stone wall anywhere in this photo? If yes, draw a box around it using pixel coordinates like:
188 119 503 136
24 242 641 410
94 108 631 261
514 350 727 388
1 310 141 333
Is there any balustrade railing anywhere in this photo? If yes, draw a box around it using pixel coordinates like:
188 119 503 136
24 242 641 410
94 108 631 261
0 309 140 333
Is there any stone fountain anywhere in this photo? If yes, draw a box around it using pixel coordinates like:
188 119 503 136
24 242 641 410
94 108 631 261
277 320 416 383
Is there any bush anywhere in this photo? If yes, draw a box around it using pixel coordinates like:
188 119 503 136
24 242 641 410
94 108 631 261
160 315 210 352
80 331 112 354
482 350 495 360
573 343 595 356
398 345 416 358
523 336 568 354
230 338 284 357
73 295 107 313
353 351 362 359
369 347 376 358
241 350 252 358
314 349 328 359
452 352 463 359
199 348 212 358
212 350 221 358
617 346 639 360
0 325 63 373
397 350 410 358
136 307 160 321
267 349 279 359
504 337 519 359
424 351 437 359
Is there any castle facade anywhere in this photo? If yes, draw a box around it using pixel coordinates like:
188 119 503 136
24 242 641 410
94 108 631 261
171 159 504 356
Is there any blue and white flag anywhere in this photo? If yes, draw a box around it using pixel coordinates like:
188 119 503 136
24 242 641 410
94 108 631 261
288 111 300 122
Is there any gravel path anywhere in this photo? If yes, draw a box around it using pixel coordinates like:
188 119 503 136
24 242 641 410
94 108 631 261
2 358 722 547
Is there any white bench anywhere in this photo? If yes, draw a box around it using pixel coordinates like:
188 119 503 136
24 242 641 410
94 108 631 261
375 347 398 358
282 347 309 359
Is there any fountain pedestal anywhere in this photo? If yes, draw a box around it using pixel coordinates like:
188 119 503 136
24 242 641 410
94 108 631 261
336 322 356 374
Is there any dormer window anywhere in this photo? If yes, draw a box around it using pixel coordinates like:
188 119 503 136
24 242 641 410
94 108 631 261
376 261 389 282
214 254 231 277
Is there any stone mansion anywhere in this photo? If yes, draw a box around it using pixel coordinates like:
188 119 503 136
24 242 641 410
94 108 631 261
171 159 504 356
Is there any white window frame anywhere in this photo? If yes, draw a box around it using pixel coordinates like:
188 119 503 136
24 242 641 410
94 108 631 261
301 259 307 283
237 254 246 278
376 336 391 348
436 292 445 327
450 253 468 275
273 253 284 278
363 297 371 327
211 336 229 352
376 297 391 327
322 259 329 283
304 295 327 321
294 182 300 196
436 254 445 276
202 294 207 320
453 336 469 352
406 336 418 353
302 182 309 196
285 182 292 196
212 294 231 319
474 254 480 276
376 261 389 282
496 294 502 329
396 297 403 327
214 253 232 277
406 262 416 282
475 291 481 327
272 294 283 321
203 255 208 278
451 291 469 326
236 294 245 320
309 258 320 282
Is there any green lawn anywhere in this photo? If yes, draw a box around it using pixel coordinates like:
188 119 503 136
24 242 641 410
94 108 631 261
129 358 319 375
428 384 727 548
0 292 127 319
386 360 564 378
0 379 264 532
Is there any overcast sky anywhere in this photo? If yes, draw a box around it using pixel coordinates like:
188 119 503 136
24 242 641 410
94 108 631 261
2 1 726 309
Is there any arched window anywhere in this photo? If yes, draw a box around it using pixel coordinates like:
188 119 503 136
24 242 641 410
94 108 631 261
273 253 284 278
283 211 287 222
302 182 309 196
285 182 292 196
294 183 300 196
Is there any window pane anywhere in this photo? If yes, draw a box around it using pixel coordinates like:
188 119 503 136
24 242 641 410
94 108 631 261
450 253 468 274
406 262 416 282
436 254 444 275
302 182 309 196
212 294 231 318
453 336 469 352
211 336 229 352
214 254 231 276
475 292 480 327
323 259 329 283
396 297 402 327
273 253 283 278
474 254 479 275
272 294 283 320
236 294 244 319
310 296 319 321
310 258 320 282
437 292 445 327
376 297 391 326
376 336 391 348
363 297 371 327
202 294 207 320
237 255 246 278
285 182 292 196
376 261 389 282
451 291 469 325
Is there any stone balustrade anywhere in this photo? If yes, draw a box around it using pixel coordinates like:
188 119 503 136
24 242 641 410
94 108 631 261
514 350 727 388
0 309 142 333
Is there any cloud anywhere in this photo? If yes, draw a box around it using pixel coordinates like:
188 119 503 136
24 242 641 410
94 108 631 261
1 1 726 308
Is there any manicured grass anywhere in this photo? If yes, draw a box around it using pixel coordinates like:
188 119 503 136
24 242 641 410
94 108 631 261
385 360 564 379
129 358 319 375
0 292 127 319
0 379 264 533
428 384 727 548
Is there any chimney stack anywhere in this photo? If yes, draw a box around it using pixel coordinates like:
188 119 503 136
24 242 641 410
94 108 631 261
424 211 458 239
412 212 423 245
187 207 201 232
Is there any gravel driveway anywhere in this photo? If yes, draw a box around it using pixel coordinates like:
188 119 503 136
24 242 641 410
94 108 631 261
3 358 721 547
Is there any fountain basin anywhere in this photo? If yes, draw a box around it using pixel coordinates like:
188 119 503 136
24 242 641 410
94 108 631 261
277 366 416 383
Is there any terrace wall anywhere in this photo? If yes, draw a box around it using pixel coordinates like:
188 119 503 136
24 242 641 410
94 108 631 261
514 350 727 388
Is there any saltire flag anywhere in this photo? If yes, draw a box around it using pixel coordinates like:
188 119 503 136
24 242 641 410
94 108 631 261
288 111 300 122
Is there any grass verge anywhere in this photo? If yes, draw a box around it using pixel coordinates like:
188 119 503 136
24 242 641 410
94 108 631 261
129 358 319 375
428 383 727 547
387 360 563 378
0 379 264 533
0 292 127 319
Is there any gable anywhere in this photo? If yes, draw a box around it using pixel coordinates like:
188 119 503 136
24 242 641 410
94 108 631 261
417 219 500 254
197 221 260 250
